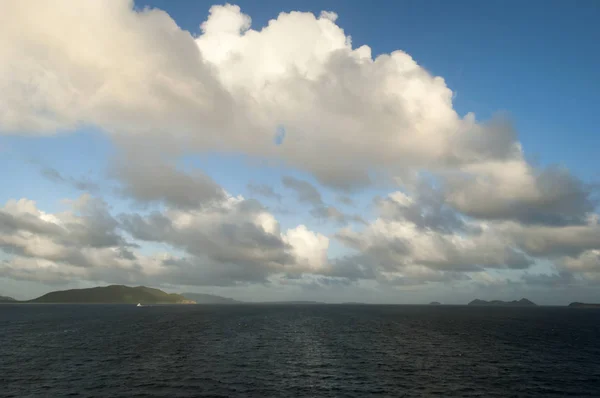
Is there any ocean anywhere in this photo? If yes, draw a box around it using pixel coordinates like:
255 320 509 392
1 304 599 397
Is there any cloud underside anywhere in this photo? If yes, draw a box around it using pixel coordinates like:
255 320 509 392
0 1 599 290
1 176 599 289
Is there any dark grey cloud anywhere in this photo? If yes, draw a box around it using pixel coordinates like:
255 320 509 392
310 205 366 225
0 194 298 288
282 176 323 205
0 196 125 250
112 154 226 209
322 252 474 287
416 242 533 271
335 184 535 277
63 197 125 248
521 271 576 288
375 181 469 234
235 198 268 215
445 165 597 226
336 227 532 274
306 163 372 192
0 196 132 269
119 201 294 271
119 212 172 242
247 183 282 201
0 258 81 286
445 114 519 165
0 242 105 269
40 167 99 192
0 210 63 236
505 223 600 258
327 254 377 281
0 189 332 288
337 195 354 206
559 250 600 273
282 176 364 225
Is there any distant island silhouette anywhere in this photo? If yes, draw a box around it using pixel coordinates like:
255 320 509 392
468 298 536 306
568 302 600 308
7 287 596 307
28 285 195 304
0 295 15 303
181 292 240 304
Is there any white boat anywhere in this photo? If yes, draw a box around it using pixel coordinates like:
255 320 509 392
136 303 142 307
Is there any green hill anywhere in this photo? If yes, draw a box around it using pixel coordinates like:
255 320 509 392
30 285 195 304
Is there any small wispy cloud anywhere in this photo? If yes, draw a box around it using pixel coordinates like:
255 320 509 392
40 167 99 193
247 183 282 202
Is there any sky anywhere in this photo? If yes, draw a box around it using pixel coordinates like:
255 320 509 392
1 0 599 304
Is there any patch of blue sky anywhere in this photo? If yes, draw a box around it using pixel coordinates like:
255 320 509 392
0 128 113 210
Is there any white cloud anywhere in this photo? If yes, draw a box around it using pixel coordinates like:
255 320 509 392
1 1 598 299
0 188 333 287
335 187 600 285
444 159 596 225
0 1 519 189
334 190 536 285
500 218 600 257
560 250 600 273
283 225 329 272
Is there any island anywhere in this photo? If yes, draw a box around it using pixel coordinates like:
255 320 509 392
28 285 196 304
263 301 323 305
429 301 442 305
568 302 600 308
0 295 16 303
181 292 240 304
468 298 536 306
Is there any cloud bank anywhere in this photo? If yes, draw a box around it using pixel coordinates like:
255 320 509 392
0 1 598 298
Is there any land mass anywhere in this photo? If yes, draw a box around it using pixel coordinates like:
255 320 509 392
568 302 600 308
179 293 323 305
181 292 240 304
468 298 536 306
29 285 195 304
258 300 322 305
429 301 442 305
0 295 16 302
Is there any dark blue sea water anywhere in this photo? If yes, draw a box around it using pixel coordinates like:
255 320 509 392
1 304 599 397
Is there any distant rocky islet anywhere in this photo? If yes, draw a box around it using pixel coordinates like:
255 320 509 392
467 298 536 306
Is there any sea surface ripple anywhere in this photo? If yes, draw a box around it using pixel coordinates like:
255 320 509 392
1 304 599 397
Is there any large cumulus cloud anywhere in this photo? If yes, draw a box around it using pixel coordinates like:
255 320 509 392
0 1 598 295
1 0 520 189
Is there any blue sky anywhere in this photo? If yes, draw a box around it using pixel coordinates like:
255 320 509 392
0 0 599 303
